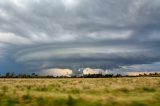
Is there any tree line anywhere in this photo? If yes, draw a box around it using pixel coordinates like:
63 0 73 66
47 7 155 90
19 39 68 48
0 72 160 78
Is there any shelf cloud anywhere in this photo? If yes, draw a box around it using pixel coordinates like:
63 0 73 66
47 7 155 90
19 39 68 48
0 0 160 74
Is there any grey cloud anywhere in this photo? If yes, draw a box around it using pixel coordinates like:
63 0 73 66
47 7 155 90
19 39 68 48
0 0 160 74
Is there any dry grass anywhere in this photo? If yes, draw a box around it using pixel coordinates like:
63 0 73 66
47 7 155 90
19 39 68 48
0 77 160 106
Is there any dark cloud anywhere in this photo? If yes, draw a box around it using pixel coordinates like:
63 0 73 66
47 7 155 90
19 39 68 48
0 0 160 74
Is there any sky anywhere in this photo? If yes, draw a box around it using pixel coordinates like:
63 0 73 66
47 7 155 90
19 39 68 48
0 0 160 75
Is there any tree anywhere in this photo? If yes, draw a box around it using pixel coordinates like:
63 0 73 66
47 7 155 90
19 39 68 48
5 72 10 78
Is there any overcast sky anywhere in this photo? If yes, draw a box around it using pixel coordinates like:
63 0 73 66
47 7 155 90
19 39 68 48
0 0 160 74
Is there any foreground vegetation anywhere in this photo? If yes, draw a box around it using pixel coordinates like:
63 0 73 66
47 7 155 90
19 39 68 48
0 77 160 106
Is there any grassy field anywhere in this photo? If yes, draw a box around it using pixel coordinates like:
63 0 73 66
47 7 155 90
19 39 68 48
0 77 160 106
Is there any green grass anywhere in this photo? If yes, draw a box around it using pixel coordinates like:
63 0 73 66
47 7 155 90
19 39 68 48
0 77 160 106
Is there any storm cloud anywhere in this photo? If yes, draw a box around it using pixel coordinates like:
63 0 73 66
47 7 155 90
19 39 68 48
0 0 160 74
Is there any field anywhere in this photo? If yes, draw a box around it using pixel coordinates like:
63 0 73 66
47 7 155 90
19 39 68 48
0 77 160 106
